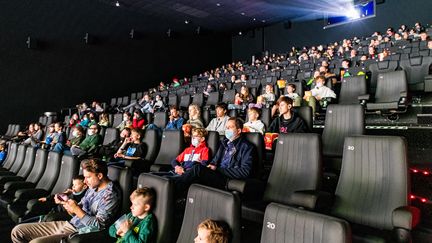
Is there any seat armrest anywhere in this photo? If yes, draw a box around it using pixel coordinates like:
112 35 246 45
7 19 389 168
67 229 111 243
4 181 35 191
0 176 24 185
392 206 421 230
400 91 408 98
424 75 432 92
14 188 49 202
358 94 370 101
124 159 151 172
26 198 55 216
227 179 266 201
149 164 172 172
288 190 334 213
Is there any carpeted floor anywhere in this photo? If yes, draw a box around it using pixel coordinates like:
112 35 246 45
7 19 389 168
0 207 15 243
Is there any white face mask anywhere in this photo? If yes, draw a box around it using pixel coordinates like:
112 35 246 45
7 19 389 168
87 129 95 136
316 82 323 88
191 138 200 147
123 116 128 121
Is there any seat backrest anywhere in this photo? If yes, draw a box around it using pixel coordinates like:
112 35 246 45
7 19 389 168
368 60 399 92
142 129 160 162
260 108 271 131
112 114 123 128
243 132 264 178
36 151 62 191
192 93 204 107
374 70 408 103
295 106 313 132
116 97 123 106
9 144 27 174
287 81 304 97
138 173 174 243
202 109 211 127
122 96 129 106
1 142 18 170
399 56 432 91
11 124 21 137
50 154 79 195
102 128 120 146
179 95 191 109
25 149 48 184
108 166 133 214
339 76 367 105
261 203 351 243
322 104 365 158
333 136 409 230
110 98 116 106
177 184 241 243
222 90 236 104
3 124 12 136
206 92 220 106
264 133 322 205
16 146 37 178
206 131 220 158
168 95 179 107
153 111 168 129
153 130 184 166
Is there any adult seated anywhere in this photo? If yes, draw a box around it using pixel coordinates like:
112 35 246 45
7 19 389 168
206 103 229 135
108 128 146 167
23 122 43 147
269 96 308 134
11 159 121 243
51 122 67 153
172 117 254 194
69 124 102 157
165 105 184 130
60 126 86 154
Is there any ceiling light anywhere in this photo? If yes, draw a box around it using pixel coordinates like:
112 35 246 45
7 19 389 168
253 18 256 21
216 3 221 7
184 20 189 24
238 31 242 36
241 12 245 16
261 20 266 23
115 1 120 7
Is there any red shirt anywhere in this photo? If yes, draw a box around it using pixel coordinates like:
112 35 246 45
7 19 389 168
132 118 145 129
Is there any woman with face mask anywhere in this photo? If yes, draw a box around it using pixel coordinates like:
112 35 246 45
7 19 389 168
68 124 102 157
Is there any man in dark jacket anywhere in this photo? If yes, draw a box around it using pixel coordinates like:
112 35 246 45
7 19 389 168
172 117 254 193
269 96 308 133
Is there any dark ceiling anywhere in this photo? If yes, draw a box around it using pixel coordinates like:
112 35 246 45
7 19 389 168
96 0 327 33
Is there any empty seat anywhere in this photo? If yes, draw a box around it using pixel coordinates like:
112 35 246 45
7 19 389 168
101 128 119 146
153 111 168 129
149 130 185 172
0 146 37 191
179 94 191 109
241 133 322 223
176 184 241 243
0 144 27 177
192 93 204 107
365 71 408 113
9 154 79 222
331 135 420 242
222 89 236 104
205 92 220 107
137 173 174 243
339 76 368 105
295 106 313 132
0 142 19 172
399 56 432 92
261 203 351 243
368 60 398 93
111 113 123 128
168 95 179 107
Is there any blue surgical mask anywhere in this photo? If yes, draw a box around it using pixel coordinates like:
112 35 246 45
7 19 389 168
225 129 235 141
191 138 200 147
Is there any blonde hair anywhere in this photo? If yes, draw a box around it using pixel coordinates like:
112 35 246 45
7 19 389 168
192 128 208 138
197 219 230 243
188 104 201 119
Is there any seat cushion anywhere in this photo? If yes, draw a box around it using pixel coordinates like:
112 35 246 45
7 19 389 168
7 202 28 223
242 201 268 223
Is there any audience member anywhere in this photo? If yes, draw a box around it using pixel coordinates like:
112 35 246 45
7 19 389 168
109 128 145 167
69 124 102 157
269 97 308 133
243 108 265 134
206 103 229 135
194 219 230 243
69 113 80 128
117 112 132 131
166 106 185 130
132 110 146 130
98 113 110 127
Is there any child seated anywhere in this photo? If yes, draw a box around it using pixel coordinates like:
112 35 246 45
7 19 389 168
194 219 230 243
243 108 265 134
109 188 156 243
170 128 209 176
0 143 7 165
284 84 301 107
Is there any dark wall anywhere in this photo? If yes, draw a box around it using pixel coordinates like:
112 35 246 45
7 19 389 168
233 0 431 60
0 0 232 131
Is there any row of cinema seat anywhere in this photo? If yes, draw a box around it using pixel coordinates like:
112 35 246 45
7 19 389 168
65 133 419 243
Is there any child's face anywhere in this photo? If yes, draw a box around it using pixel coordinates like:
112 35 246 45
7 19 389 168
248 111 258 122
194 227 211 243
287 86 295 94
130 196 150 217
72 179 86 193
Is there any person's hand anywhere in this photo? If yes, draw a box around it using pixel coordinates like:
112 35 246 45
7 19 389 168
117 220 132 237
63 199 79 215
54 194 65 205
169 115 174 121
316 95 321 101
64 189 73 195
38 197 47 202
174 166 184 175
207 164 217 170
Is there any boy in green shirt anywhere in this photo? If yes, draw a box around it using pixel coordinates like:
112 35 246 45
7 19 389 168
109 187 156 243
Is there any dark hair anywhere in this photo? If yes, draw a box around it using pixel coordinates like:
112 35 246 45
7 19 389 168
81 159 108 177
55 122 64 128
216 102 228 111
286 83 296 91
276 96 293 106
122 127 131 134
73 175 85 181
169 105 179 111
130 128 142 138
315 75 326 82
248 107 261 118
228 117 243 130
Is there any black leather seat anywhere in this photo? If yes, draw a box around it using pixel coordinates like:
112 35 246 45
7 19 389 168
206 131 220 158
8 154 79 223
102 128 119 146
149 130 185 172
137 173 174 243
295 106 313 132
205 92 220 108
261 202 351 243
176 184 241 243
0 144 27 177
241 133 322 223
365 71 408 113
153 111 168 129
222 89 236 105
0 142 19 172
111 113 123 128
399 56 432 92
339 76 368 105
0 146 37 191
168 95 179 107
179 94 191 110
0 151 61 208
192 93 204 107
368 60 399 93
331 135 420 242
